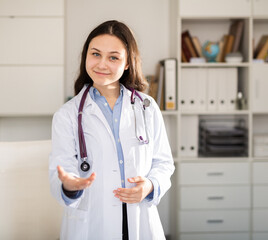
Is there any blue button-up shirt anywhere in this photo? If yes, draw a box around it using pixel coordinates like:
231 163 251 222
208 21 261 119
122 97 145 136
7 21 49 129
62 85 156 204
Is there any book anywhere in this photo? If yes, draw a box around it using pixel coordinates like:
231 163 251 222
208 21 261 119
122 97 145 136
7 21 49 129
156 63 165 109
216 40 224 62
192 36 203 57
181 50 187 62
256 38 268 60
254 35 268 58
229 20 244 52
220 35 229 62
146 75 158 101
182 30 200 58
184 36 198 58
181 35 191 62
223 35 234 62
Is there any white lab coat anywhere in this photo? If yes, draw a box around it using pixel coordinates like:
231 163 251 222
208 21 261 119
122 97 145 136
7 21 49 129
49 85 175 240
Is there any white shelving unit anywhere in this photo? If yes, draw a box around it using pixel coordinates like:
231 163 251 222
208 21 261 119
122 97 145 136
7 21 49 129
163 0 268 239
0 0 64 141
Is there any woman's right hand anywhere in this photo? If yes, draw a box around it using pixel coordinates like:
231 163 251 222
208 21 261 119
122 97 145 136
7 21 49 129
57 165 96 191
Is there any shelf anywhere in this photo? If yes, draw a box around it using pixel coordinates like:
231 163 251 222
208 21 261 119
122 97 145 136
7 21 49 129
252 112 268 115
161 110 179 116
253 157 268 162
179 110 250 115
179 157 250 162
181 62 250 67
253 16 268 20
180 16 251 20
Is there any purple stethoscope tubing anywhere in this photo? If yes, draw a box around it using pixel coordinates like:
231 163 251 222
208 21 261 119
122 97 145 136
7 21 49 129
78 85 150 172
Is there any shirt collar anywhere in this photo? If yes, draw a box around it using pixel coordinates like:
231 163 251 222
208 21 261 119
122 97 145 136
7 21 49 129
89 84 124 101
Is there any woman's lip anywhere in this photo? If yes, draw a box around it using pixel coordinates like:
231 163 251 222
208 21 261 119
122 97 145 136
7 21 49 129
94 71 110 75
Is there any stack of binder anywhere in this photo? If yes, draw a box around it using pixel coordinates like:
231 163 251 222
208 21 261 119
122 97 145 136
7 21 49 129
180 68 238 112
199 120 248 157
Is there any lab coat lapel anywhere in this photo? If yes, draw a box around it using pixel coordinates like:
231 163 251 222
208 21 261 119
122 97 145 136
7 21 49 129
75 86 115 148
120 86 133 128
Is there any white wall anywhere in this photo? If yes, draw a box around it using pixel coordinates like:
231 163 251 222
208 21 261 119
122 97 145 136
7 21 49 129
65 0 172 97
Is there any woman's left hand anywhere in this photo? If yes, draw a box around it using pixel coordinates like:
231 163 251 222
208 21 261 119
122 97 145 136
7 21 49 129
113 176 153 203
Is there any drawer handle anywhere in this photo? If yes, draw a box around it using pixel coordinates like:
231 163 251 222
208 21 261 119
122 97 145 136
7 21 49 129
207 219 224 224
207 196 224 200
207 172 224 176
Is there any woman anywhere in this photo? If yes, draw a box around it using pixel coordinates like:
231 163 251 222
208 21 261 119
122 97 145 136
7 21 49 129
49 20 175 240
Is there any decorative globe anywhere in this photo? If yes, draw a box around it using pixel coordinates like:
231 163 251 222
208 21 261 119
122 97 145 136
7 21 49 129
202 41 219 62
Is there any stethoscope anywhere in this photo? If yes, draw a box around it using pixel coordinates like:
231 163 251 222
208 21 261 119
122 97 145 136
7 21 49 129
78 85 151 172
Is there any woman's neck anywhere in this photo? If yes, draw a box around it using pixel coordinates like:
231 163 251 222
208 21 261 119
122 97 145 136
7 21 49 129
93 83 120 110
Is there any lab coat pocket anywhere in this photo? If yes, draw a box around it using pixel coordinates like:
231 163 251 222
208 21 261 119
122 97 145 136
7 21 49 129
127 137 153 177
61 208 89 240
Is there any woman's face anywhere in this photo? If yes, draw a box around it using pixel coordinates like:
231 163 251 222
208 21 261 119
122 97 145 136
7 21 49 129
85 34 128 89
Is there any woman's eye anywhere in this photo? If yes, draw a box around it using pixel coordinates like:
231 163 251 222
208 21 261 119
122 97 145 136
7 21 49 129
92 52 100 57
110 56 118 61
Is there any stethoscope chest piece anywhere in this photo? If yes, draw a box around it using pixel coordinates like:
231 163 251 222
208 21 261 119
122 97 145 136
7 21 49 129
143 98 151 108
81 161 90 172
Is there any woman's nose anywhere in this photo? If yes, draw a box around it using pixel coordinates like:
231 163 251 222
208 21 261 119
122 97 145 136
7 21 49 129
97 57 107 69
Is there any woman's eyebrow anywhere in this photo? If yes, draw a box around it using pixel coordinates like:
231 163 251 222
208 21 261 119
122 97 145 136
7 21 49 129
90 47 121 54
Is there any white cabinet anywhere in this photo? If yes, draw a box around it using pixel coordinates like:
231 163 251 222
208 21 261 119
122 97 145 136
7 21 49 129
253 0 268 17
179 162 250 238
0 0 64 16
180 233 250 240
253 233 268 240
181 186 250 209
0 66 64 115
0 18 64 65
0 0 64 140
253 186 268 208
252 162 268 237
179 162 249 185
179 0 251 17
252 65 268 112
180 210 249 232
253 162 268 183
253 210 268 231
166 0 268 239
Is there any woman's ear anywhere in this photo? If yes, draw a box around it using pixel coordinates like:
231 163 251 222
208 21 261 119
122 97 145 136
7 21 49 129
125 64 129 70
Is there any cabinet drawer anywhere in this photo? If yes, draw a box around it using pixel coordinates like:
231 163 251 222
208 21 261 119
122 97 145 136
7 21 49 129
252 65 268 112
253 162 268 184
253 0 268 17
253 186 268 208
179 0 250 17
181 186 250 209
0 0 64 16
0 18 64 65
253 233 268 240
180 233 250 240
180 163 249 185
180 210 249 232
0 66 64 115
253 210 268 231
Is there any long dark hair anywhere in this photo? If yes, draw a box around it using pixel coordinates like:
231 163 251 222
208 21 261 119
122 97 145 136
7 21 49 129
74 20 148 95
